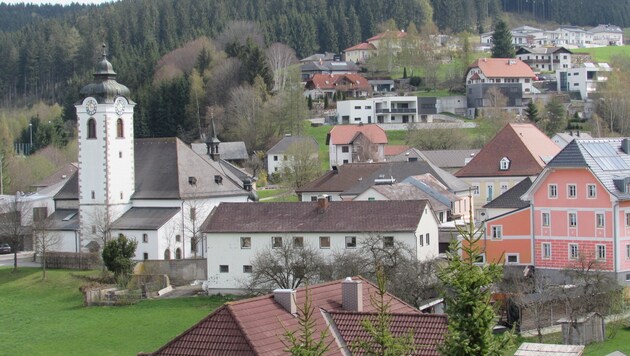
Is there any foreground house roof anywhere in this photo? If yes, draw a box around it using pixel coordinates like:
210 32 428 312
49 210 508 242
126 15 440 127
141 277 446 356
202 200 429 234
455 124 560 178
483 177 532 209
110 207 180 230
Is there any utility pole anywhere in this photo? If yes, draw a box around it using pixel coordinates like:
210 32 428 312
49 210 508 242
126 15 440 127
0 154 3 195
29 123 33 153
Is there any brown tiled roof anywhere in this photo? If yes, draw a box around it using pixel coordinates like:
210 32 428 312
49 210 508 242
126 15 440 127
328 311 447 355
468 58 536 78
328 124 388 145
201 200 428 234
307 73 371 91
344 42 377 52
367 30 407 42
384 145 410 156
296 163 382 193
145 277 428 356
455 123 560 177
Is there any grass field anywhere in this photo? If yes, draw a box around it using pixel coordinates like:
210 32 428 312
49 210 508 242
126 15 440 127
0 268 227 355
572 45 630 63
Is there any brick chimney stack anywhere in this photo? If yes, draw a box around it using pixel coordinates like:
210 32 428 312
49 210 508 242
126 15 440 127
342 277 363 312
317 195 330 212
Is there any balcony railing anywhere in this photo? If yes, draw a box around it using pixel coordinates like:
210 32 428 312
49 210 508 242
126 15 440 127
375 108 416 114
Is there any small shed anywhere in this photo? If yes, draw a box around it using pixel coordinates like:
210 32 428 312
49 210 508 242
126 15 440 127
514 342 584 356
558 312 605 345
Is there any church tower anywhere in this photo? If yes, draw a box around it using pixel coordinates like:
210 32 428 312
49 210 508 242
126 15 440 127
76 45 135 245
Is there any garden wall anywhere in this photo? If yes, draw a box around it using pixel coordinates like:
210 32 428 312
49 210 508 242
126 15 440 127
138 259 206 285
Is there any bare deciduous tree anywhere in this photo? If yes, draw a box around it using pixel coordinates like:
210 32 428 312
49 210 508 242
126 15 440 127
246 238 326 292
215 20 265 51
0 194 31 271
265 43 298 92
278 141 321 191
32 213 60 280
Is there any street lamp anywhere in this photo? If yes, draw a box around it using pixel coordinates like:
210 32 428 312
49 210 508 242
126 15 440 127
28 123 33 153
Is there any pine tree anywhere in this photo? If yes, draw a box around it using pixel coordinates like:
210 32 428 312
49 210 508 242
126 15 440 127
403 67 407 79
281 285 331 356
438 203 513 355
352 265 416 355
307 95 313 110
524 100 540 123
324 95 329 109
491 20 515 58
542 97 567 136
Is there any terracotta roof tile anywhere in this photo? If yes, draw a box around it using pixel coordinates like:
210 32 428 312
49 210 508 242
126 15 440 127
455 124 560 177
328 311 447 355
344 42 377 52
367 30 407 42
469 58 535 78
201 200 428 233
147 277 431 356
328 124 388 145
384 145 410 156
307 74 371 91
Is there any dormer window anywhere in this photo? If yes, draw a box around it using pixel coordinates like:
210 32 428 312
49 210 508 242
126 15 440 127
499 157 510 171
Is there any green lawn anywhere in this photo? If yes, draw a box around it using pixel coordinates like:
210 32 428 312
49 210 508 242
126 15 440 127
256 188 284 200
0 268 227 355
572 45 630 63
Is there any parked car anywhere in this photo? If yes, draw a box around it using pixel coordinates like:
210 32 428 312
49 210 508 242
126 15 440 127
0 243 11 254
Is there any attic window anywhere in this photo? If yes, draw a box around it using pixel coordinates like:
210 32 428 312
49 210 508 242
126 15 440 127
214 175 223 184
188 176 197 186
499 157 510 171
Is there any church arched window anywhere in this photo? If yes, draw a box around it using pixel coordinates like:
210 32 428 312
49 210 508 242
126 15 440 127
87 118 97 139
175 248 182 260
116 118 124 138
164 249 171 260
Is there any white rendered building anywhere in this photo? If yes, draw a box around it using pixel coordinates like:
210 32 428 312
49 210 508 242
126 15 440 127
336 96 419 125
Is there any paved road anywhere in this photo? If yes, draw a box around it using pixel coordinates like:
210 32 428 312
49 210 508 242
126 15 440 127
0 251 41 268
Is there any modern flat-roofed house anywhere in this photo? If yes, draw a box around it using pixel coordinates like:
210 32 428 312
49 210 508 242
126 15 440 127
201 199 440 291
556 62 612 99
142 277 447 355
327 124 387 168
516 47 572 72
465 58 536 118
455 123 560 221
588 24 623 46
336 96 420 125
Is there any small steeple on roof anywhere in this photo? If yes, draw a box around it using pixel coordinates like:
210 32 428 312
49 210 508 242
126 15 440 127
79 44 131 104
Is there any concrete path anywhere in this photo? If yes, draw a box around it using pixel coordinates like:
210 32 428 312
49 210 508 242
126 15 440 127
0 251 40 268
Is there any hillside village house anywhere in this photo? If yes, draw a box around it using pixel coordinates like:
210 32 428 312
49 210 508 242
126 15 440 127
482 138 630 286
39 50 252 260
304 73 371 100
343 42 377 63
480 24 623 48
201 199 440 291
327 124 387 168
589 24 624 46
556 62 612 100
300 58 359 81
465 58 536 118
455 123 561 221
516 47 572 72
265 135 319 174
142 277 447 355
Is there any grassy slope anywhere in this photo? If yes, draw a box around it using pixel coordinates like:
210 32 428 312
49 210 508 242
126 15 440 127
0 268 226 355
572 45 630 62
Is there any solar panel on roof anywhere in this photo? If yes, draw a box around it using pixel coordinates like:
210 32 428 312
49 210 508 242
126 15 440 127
582 142 630 171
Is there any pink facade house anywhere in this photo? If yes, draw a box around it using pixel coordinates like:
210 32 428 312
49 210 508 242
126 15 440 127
485 138 630 285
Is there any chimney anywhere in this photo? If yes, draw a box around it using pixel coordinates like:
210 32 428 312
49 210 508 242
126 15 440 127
342 277 363 312
317 195 330 212
622 138 630 154
273 289 296 314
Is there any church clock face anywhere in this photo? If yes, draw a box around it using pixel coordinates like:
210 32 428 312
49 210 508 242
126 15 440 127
115 98 125 116
85 99 97 116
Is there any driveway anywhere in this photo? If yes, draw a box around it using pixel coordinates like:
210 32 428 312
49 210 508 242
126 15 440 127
0 251 41 268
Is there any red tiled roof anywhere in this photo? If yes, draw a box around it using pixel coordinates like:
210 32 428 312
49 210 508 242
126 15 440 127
201 200 428 234
367 30 407 42
455 123 561 177
146 277 431 356
345 42 377 52
328 311 447 355
384 145 410 156
328 124 388 145
307 73 371 91
468 58 535 78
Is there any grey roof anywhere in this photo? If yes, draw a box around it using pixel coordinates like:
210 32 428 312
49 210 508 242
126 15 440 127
516 47 572 55
33 163 77 188
44 209 79 231
515 343 584 356
111 207 180 230
546 138 630 199
369 183 450 212
483 177 532 209
402 174 461 207
56 137 249 202
267 136 318 155
301 61 359 73
300 53 337 62
190 142 249 161
368 79 395 85
588 24 623 33
553 131 592 145
419 149 481 170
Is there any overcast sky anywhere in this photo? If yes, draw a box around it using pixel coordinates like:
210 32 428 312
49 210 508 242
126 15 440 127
3 0 117 4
